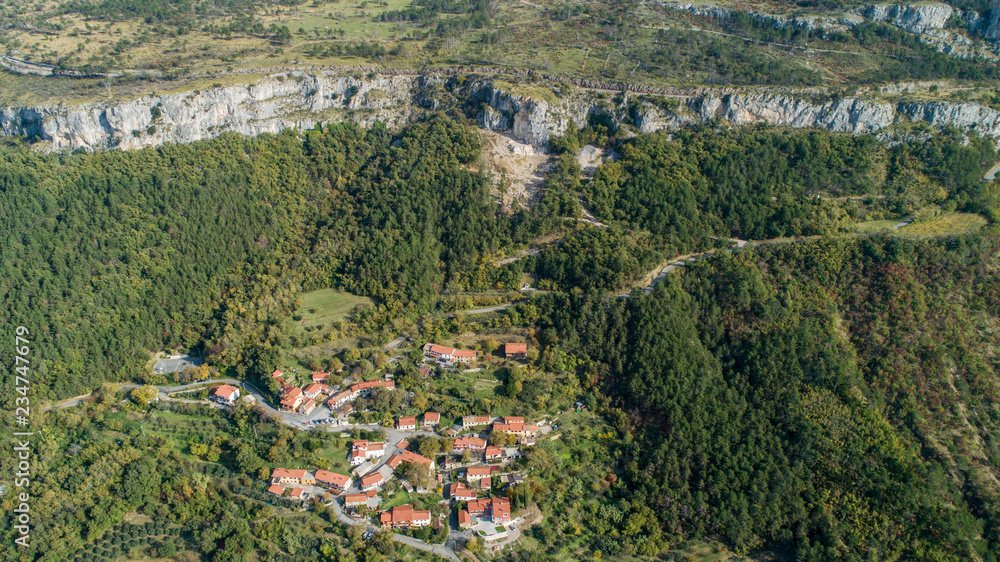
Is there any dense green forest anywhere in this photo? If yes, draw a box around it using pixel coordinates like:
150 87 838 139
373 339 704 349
507 230 1000 559
0 116 548 398
2 119 995 398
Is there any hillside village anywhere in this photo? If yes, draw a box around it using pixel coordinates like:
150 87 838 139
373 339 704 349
206 339 547 553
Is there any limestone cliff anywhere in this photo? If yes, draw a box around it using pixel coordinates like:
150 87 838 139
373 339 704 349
2 71 1000 152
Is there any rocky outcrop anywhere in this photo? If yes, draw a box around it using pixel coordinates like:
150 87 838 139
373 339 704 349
898 101 1000 137
3 72 1000 151
0 72 430 150
858 3 954 34
690 94 895 133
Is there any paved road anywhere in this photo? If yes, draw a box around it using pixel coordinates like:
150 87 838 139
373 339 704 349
393 534 462 562
464 303 514 315
625 223 912 297
383 335 407 352
985 162 1000 181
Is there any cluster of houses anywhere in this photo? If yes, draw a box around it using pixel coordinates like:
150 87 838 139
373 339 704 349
270 369 335 415
421 341 529 365
396 411 439 431
327 379 396 412
268 367 398 418
266 467 353 500
460 415 541 446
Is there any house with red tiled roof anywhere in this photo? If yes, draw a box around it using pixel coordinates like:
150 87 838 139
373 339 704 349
492 419 540 439
328 390 352 409
379 504 431 529
400 450 434 469
462 415 493 429
502 342 528 359
464 466 491 480
388 450 435 470
447 483 477 501
345 493 367 508
268 484 285 496
481 477 491 490
271 468 311 486
454 435 487 451
397 416 417 431
485 446 503 461
361 472 384 492
350 441 386 466
458 509 472 528
311 370 331 383
280 387 303 411
288 488 304 500
467 497 511 523
423 412 440 427
303 383 329 400
423 343 477 364
272 369 284 379
300 398 317 415
314 470 352 493
210 384 241 405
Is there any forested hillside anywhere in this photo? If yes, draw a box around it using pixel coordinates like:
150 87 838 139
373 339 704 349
511 231 1000 559
2 119 996 398
0 116 547 399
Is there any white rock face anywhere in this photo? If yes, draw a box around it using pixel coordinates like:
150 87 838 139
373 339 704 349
0 72 426 151
898 101 1000 137
3 72 1000 152
860 3 954 34
695 94 895 133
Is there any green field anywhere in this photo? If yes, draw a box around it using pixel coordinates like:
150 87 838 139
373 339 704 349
895 213 987 238
293 289 372 330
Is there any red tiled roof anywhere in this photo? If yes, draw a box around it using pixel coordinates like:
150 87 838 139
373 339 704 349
504 342 528 355
386 454 402 469
280 387 303 408
311 370 330 381
381 504 431 526
458 509 471 526
454 436 487 449
400 450 433 465
289 488 303 498
315 470 350 487
485 446 502 458
271 468 308 479
212 384 240 400
361 473 384 487
304 383 328 395
504 416 524 423
272 369 283 378
268 484 284 495
398 416 416 427
424 412 440 422
466 466 491 478
345 493 366 505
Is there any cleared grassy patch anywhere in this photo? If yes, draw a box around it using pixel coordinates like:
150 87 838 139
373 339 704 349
895 213 987 238
848 219 899 233
293 289 372 329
